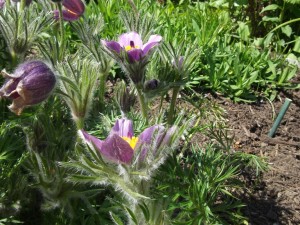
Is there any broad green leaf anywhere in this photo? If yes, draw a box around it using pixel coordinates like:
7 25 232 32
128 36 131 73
284 0 300 4
264 33 274 47
261 4 280 13
281 25 292 37
293 36 300 53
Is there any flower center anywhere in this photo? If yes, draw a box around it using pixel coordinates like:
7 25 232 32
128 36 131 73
125 41 140 51
122 136 138 149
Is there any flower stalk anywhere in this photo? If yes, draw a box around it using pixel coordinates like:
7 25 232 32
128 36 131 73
98 73 108 112
167 86 180 125
57 3 65 61
136 85 148 122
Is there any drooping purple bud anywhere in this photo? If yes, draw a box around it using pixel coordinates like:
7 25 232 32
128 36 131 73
0 61 56 115
53 0 85 21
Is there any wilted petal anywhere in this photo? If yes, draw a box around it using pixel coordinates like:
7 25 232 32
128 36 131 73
0 61 56 115
142 35 162 55
62 0 85 16
127 49 143 62
101 40 121 54
118 32 143 49
0 78 21 99
111 118 134 138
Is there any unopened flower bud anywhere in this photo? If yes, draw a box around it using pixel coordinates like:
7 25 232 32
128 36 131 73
0 60 56 115
115 81 136 113
144 79 159 91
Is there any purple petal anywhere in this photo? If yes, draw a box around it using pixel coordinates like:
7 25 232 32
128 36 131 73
101 40 121 54
18 65 56 105
80 130 104 151
142 35 162 56
118 32 143 49
127 49 143 63
100 134 134 164
136 125 165 161
110 118 134 138
160 125 177 146
62 0 85 16
54 9 81 21
0 0 5 9
0 78 21 99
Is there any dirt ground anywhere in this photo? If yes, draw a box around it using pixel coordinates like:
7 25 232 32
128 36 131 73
218 89 300 225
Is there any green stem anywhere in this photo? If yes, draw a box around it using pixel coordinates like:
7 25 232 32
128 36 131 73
98 73 108 112
6 0 10 8
57 3 65 61
74 117 84 130
167 87 180 125
266 18 300 38
136 86 148 123
20 0 26 11
10 50 18 68
279 1 285 23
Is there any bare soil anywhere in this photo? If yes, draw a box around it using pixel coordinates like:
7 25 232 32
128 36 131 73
218 89 300 225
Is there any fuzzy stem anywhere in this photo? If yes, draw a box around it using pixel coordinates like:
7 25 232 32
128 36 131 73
20 0 26 11
98 73 108 112
57 3 65 61
10 50 18 68
74 117 84 130
6 0 10 7
167 87 180 125
136 85 148 123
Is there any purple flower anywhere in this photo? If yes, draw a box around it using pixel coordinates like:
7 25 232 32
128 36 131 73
80 118 173 165
0 0 5 8
101 32 162 63
0 61 56 115
54 0 85 21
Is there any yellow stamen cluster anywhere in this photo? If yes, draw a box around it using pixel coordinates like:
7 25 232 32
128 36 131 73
122 136 139 149
125 45 140 51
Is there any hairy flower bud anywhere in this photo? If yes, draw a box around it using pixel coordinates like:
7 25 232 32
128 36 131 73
144 79 159 91
0 61 56 115
115 81 136 113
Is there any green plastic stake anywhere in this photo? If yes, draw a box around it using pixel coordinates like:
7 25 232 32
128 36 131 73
268 98 292 138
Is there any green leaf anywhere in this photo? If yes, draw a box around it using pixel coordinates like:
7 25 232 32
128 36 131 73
293 36 300 53
262 16 280 22
124 206 138 225
192 19 201 37
110 212 125 225
284 0 300 4
264 33 274 47
281 25 292 37
138 202 150 222
261 4 280 13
